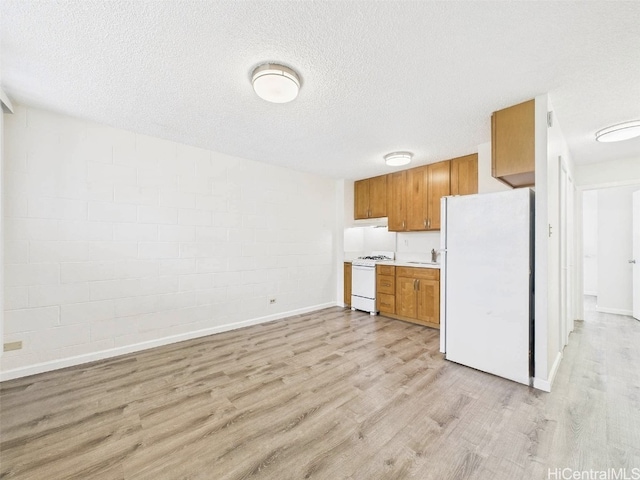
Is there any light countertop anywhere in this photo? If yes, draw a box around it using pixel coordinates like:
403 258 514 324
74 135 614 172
344 260 440 269
381 260 440 269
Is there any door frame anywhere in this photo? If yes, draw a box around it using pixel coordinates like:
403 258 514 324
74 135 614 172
632 191 640 320
558 157 575 348
575 179 640 322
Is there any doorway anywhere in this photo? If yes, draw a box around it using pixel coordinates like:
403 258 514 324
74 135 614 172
581 184 640 320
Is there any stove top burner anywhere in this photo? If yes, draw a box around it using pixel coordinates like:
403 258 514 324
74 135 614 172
351 251 395 267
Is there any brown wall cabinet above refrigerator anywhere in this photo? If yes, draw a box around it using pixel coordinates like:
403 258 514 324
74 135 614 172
491 99 535 188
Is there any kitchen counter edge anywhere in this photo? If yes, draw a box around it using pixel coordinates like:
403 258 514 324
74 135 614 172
344 260 440 269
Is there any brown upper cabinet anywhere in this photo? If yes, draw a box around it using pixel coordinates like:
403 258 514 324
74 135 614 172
425 161 450 230
450 153 478 196
387 171 407 231
354 154 475 231
354 175 387 219
388 161 450 232
406 166 427 231
491 99 535 188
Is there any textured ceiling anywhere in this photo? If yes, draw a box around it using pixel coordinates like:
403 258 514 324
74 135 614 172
1 1 639 180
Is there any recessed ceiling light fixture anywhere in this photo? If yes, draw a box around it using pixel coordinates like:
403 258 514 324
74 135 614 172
595 120 640 143
384 151 413 167
251 63 300 103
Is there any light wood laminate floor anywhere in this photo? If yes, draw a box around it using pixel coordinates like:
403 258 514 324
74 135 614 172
1 299 639 479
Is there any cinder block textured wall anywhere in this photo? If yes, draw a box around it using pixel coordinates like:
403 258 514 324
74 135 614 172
2 105 337 376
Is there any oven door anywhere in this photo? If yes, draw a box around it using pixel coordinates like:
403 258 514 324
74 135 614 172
351 265 376 299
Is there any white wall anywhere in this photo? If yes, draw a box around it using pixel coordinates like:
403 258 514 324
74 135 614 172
534 95 578 391
596 185 640 316
396 231 440 263
0 107 3 360
0 95 10 358
575 157 640 189
1 105 338 379
582 190 598 295
477 141 512 194
532 94 551 390
335 179 346 307
343 179 355 227
344 226 396 261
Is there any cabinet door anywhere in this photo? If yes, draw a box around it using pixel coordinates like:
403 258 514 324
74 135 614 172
377 293 395 315
406 166 428 231
426 161 450 230
491 99 535 187
387 171 407 231
368 175 388 218
450 154 478 196
376 275 395 295
344 263 352 306
354 179 370 219
417 279 440 324
395 276 417 318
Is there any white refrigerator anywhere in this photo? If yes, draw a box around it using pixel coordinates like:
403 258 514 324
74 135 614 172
439 188 534 386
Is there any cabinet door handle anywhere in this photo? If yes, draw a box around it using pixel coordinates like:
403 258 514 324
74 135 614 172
424 219 427 228
402 220 406 229
427 219 431 228
417 279 420 290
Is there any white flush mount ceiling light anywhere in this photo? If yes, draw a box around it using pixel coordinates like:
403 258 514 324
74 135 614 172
251 63 300 103
595 120 640 142
384 151 413 167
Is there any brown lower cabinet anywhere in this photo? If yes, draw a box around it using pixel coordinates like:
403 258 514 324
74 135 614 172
376 265 440 329
344 262 352 306
376 265 396 314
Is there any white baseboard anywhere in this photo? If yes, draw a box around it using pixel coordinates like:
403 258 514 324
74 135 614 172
533 351 563 392
0 302 335 382
596 306 633 316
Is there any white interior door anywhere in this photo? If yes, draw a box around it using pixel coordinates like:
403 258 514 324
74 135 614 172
633 191 640 320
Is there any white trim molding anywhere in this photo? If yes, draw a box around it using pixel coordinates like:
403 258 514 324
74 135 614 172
596 306 633 317
533 351 563 392
0 302 336 382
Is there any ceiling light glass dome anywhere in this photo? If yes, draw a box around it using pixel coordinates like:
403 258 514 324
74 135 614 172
251 64 300 104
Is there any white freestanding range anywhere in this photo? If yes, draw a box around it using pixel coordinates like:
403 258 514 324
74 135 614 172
440 189 534 386
351 251 394 315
